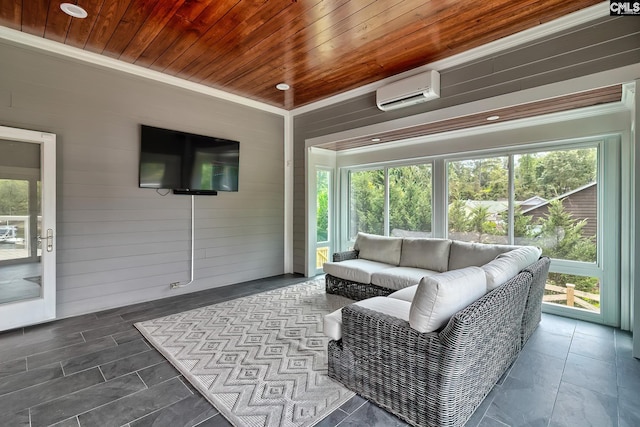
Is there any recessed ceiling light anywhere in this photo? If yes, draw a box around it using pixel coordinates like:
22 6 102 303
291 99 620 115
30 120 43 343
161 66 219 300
60 3 88 19
371 138 381 142
276 83 290 91
486 115 500 121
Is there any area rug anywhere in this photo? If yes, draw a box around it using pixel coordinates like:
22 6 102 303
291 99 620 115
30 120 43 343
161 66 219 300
134 277 355 427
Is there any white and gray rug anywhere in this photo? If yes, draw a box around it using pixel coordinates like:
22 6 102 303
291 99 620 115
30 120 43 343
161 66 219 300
135 277 355 427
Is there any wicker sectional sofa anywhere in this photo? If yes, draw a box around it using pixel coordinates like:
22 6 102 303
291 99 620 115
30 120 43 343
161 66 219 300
322 233 550 427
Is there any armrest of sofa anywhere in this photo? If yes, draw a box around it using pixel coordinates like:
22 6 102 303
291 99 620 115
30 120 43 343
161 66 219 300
341 304 442 356
333 250 359 262
337 303 444 409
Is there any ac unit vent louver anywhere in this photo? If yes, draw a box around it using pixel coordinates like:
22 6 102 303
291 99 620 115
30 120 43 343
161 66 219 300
376 70 440 111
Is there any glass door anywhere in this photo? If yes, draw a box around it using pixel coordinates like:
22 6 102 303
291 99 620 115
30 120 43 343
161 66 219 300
315 168 332 275
0 126 56 331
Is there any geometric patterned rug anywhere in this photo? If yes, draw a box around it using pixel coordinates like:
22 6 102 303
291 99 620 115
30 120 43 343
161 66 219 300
135 277 355 427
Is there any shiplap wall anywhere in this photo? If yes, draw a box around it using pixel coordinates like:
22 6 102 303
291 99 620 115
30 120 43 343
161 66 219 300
292 15 640 274
0 42 285 318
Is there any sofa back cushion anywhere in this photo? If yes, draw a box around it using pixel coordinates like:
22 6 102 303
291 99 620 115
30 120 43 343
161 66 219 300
448 241 513 270
399 238 451 272
496 246 542 270
481 246 542 291
354 232 403 266
409 266 487 333
482 258 520 292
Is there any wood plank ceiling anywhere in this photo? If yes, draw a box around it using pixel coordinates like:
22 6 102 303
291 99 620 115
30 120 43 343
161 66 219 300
0 0 601 109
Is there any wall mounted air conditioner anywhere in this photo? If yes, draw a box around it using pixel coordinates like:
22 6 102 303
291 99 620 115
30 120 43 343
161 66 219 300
376 70 440 111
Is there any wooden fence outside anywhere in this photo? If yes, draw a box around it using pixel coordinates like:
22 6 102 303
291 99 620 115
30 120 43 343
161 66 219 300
544 283 600 311
316 247 329 269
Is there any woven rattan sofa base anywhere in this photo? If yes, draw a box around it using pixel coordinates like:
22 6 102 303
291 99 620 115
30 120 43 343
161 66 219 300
325 274 394 301
328 270 533 427
521 257 551 345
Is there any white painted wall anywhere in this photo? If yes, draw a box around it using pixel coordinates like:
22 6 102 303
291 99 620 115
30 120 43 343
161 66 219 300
0 42 285 318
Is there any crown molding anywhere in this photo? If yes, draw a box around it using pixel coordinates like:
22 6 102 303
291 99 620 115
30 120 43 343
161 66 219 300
291 2 610 116
0 26 288 117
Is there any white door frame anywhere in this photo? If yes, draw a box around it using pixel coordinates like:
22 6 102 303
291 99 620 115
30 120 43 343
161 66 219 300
306 147 337 277
0 125 56 331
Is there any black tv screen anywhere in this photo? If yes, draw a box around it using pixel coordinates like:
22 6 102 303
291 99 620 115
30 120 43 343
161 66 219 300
139 125 239 193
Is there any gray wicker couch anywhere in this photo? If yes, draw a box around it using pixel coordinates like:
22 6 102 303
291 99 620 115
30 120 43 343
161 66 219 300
324 234 520 302
324 234 550 346
327 257 551 427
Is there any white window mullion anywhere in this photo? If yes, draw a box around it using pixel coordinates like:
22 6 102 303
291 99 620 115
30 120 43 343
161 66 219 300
432 159 446 239
384 167 390 236
508 155 515 245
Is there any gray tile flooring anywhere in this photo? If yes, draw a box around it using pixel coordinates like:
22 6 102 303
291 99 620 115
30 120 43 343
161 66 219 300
0 274 638 427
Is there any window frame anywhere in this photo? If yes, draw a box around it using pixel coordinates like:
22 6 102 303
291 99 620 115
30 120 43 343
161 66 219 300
340 135 620 325
347 159 435 239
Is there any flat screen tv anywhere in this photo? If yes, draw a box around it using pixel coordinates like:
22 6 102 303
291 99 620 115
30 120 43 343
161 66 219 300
139 125 239 195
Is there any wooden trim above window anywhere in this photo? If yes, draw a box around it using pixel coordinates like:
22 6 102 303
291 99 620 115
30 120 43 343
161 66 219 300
317 85 622 151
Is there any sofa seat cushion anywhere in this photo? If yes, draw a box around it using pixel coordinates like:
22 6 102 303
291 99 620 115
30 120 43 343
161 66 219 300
323 296 411 341
323 259 394 284
354 232 403 265
399 238 451 272
448 241 513 270
410 266 487 333
388 285 418 302
371 267 439 291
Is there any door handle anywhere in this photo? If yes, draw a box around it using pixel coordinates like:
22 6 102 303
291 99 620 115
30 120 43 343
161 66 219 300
37 229 54 252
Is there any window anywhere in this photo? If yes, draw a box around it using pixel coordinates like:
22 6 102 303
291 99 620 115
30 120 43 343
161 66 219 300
316 169 331 271
349 169 385 238
447 157 508 243
349 164 433 239
514 149 597 263
338 133 619 324
0 179 30 261
446 146 601 314
389 164 432 236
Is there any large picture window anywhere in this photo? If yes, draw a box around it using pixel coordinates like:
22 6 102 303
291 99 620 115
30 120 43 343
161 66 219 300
514 149 597 263
447 157 508 244
342 138 616 322
446 146 600 313
349 163 433 239
349 169 385 239
389 164 432 236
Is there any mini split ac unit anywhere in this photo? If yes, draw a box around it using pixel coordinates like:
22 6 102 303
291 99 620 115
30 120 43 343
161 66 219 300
376 70 440 111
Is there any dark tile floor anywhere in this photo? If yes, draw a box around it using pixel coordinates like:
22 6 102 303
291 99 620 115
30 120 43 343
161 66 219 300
0 274 638 427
